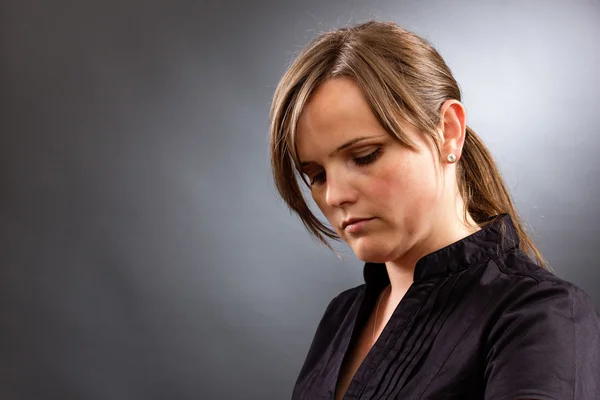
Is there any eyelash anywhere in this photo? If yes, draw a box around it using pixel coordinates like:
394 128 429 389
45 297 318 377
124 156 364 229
354 147 382 166
310 147 382 185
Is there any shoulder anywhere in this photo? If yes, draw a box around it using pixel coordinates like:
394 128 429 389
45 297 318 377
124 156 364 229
293 284 364 386
314 284 365 332
482 249 600 399
487 247 597 312
305 284 365 340
485 263 600 349
326 284 364 312
486 247 600 347
312 284 365 338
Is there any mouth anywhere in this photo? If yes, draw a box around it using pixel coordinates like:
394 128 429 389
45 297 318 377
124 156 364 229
342 217 375 231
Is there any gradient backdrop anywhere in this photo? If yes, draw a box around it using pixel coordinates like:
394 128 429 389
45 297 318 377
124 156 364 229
1 0 599 399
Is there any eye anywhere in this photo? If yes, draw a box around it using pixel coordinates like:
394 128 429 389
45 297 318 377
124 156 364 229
310 171 326 185
354 147 382 166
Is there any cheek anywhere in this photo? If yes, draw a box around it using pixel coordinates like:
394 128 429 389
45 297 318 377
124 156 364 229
367 171 397 200
367 157 439 211
366 159 415 200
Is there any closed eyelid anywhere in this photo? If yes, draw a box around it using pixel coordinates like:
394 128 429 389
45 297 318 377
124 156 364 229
351 144 380 155
298 134 387 167
300 144 381 175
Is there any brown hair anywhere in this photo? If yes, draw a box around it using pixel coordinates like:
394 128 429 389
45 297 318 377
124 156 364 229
269 20 546 267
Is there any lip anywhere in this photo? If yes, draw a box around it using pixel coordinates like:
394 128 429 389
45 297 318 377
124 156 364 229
342 217 374 230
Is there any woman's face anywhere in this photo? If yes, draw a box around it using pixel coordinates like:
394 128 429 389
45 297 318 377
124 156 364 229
295 77 449 264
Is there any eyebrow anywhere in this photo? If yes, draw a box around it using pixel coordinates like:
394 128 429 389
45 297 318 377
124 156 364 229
299 136 377 167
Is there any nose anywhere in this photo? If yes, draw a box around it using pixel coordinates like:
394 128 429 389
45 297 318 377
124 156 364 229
325 169 357 208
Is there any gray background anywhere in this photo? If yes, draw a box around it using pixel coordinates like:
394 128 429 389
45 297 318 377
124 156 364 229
1 0 599 399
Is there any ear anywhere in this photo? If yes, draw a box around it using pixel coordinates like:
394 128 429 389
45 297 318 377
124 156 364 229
438 99 467 162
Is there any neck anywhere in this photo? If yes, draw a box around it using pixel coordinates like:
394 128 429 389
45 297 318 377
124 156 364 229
384 201 480 299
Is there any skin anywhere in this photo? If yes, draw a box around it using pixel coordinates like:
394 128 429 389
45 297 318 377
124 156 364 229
295 76 480 313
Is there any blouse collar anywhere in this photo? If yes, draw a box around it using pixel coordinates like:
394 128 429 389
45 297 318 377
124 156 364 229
363 214 520 286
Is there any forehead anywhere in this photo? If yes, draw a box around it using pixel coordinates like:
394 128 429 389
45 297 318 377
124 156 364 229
295 78 387 162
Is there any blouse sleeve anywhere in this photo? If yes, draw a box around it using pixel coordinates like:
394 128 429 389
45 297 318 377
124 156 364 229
483 280 600 400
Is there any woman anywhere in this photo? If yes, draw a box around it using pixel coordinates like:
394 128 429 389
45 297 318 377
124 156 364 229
269 21 600 399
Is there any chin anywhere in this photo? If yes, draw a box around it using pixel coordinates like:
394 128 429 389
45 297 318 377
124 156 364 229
349 238 397 263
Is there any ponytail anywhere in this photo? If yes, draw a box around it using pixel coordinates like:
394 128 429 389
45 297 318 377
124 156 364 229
460 126 547 267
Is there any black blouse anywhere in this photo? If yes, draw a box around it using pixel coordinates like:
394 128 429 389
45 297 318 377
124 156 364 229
292 215 600 399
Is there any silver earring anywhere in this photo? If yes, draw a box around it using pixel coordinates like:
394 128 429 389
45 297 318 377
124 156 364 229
447 153 457 163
